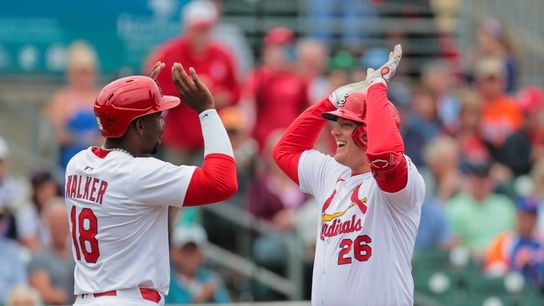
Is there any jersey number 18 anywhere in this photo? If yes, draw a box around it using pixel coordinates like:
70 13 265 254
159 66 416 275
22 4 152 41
70 206 100 263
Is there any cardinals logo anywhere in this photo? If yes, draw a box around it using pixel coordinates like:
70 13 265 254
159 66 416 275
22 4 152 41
320 184 368 239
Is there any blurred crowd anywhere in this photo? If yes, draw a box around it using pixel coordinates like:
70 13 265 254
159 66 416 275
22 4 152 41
2 0 544 304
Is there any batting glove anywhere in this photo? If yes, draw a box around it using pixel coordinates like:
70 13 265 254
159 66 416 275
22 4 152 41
365 44 402 87
329 80 367 108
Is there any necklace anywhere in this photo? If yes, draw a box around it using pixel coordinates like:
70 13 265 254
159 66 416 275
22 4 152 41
101 146 134 157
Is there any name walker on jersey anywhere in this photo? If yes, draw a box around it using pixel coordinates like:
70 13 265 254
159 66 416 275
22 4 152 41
66 175 109 205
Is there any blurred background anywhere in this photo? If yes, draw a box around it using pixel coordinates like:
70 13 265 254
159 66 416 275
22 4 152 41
1 0 544 305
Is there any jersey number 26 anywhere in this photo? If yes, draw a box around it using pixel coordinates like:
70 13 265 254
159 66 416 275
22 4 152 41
338 235 372 265
70 206 100 263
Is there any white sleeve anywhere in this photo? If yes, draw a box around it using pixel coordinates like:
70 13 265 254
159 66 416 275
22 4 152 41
382 156 426 215
128 158 196 207
298 150 347 200
200 109 234 157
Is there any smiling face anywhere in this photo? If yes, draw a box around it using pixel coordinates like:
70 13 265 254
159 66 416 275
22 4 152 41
331 117 368 173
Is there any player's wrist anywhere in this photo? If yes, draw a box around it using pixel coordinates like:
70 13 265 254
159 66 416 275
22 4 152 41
198 108 217 117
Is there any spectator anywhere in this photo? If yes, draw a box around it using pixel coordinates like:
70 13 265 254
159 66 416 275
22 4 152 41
0 228 27 302
147 0 240 165
415 136 458 250
0 137 27 241
518 85 544 163
46 41 101 169
296 38 330 103
421 60 460 132
28 202 75 305
210 0 254 80
471 18 520 93
475 56 523 148
422 136 461 202
306 0 377 51
244 27 310 152
485 197 544 290
402 85 442 166
202 106 257 251
247 131 306 267
532 160 544 233
16 171 61 251
446 161 516 257
5 286 42 306
166 225 230 304
454 88 491 165
218 106 257 197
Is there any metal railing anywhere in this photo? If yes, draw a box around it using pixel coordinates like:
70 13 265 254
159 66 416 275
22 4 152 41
201 203 306 300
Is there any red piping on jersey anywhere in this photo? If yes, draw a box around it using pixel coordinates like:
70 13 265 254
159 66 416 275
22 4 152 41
91 147 113 159
272 97 336 185
365 83 407 193
183 153 238 206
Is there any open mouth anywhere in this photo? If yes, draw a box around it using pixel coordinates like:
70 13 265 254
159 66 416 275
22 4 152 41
337 141 346 149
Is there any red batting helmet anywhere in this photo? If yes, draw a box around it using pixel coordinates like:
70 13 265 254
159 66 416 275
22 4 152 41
322 92 368 148
94 76 180 138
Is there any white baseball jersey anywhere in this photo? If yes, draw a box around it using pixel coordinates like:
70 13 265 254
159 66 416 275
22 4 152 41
298 150 425 306
64 147 196 296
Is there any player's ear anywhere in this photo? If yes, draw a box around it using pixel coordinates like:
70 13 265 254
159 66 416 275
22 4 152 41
134 118 145 136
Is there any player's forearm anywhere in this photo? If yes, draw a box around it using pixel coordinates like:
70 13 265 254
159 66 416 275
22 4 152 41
200 109 234 157
272 97 335 184
183 110 237 205
365 83 408 192
365 83 404 155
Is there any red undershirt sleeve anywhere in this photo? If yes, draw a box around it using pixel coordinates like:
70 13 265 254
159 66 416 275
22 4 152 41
272 97 336 185
183 154 237 206
182 109 238 206
365 83 408 193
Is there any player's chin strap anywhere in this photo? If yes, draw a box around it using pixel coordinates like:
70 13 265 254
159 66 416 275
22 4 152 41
352 123 368 149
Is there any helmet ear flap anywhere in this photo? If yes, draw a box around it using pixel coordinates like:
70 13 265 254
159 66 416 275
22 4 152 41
352 124 367 148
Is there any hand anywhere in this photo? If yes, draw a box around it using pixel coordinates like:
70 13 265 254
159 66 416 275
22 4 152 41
147 61 165 80
328 80 367 108
365 44 402 87
171 63 215 113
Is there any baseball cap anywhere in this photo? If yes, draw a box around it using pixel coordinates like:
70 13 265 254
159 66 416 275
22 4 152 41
516 196 540 214
171 225 208 249
182 0 218 29
474 57 505 79
263 27 295 47
0 137 9 160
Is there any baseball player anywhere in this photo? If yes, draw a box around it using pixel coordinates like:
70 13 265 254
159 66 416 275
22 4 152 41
64 62 237 305
273 45 425 305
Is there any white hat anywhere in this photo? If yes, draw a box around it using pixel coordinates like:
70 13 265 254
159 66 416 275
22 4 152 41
171 224 208 248
182 0 218 28
0 137 9 160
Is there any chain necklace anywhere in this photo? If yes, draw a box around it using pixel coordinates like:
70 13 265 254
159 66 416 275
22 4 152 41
100 146 134 157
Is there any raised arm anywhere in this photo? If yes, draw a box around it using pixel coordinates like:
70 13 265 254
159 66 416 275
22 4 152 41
365 45 408 193
272 97 336 184
170 63 238 205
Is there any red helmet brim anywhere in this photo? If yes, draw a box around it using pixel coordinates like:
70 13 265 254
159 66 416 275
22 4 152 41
158 95 181 111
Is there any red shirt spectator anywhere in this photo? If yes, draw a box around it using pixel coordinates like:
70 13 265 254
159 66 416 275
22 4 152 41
245 27 310 151
147 0 240 151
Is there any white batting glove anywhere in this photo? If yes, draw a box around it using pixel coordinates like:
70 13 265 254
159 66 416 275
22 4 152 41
328 80 366 108
365 44 402 87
